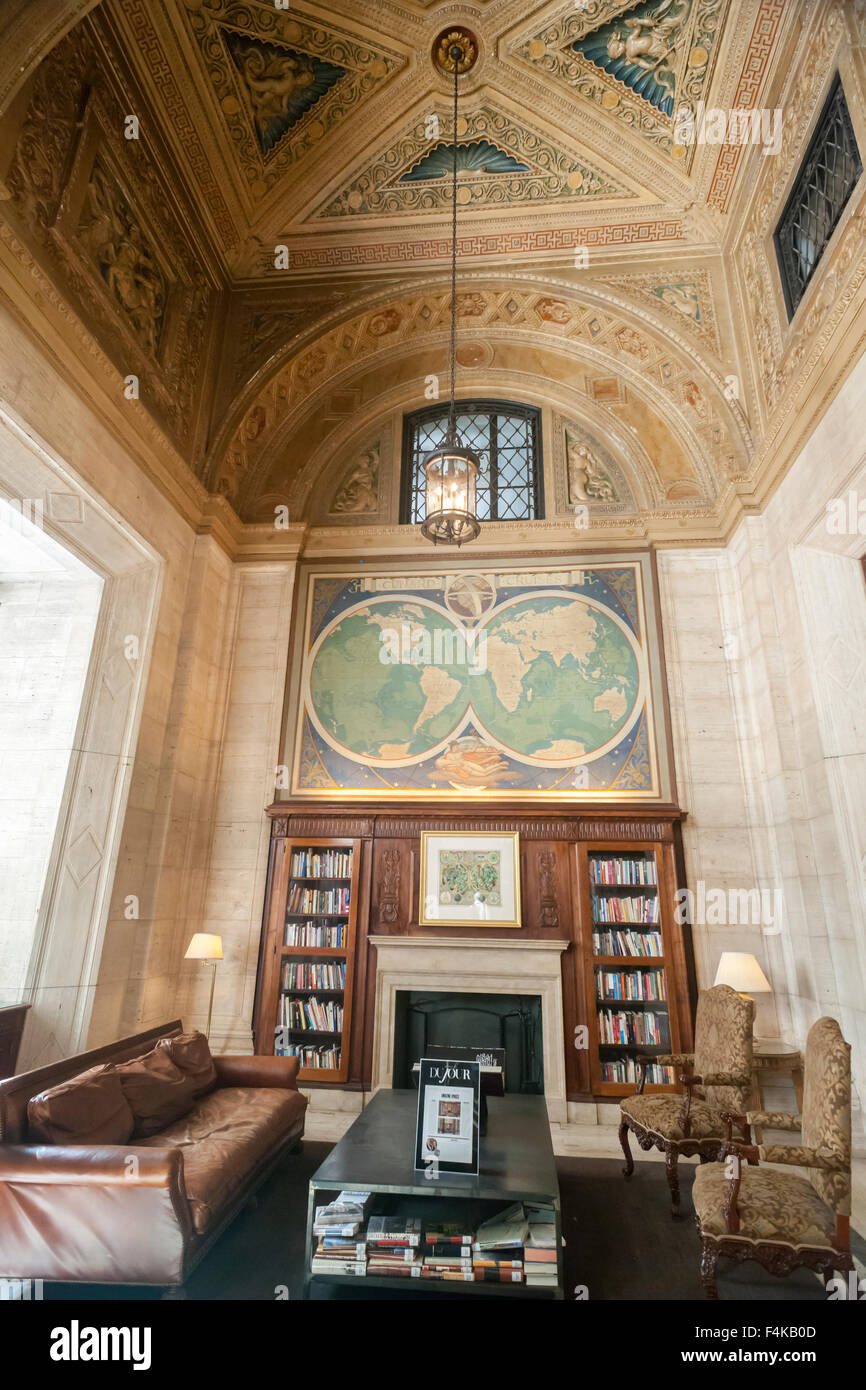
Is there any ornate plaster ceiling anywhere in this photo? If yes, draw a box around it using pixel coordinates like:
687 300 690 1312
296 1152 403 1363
104 0 789 273
1 0 864 550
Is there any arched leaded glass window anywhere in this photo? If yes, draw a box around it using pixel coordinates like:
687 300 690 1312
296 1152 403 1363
400 400 543 524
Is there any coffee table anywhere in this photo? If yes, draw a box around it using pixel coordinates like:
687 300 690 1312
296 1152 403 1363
303 1088 563 1298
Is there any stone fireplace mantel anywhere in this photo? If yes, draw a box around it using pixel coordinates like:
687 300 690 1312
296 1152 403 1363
369 936 570 1123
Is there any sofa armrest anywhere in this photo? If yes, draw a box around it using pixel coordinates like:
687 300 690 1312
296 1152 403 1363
214 1054 300 1090
0 1144 183 1187
0 1144 192 1284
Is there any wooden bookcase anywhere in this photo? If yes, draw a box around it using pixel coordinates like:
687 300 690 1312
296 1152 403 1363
254 836 360 1084
576 840 691 1098
255 806 696 1100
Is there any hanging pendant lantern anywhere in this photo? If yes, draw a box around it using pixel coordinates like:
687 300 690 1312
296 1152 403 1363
421 43 481 547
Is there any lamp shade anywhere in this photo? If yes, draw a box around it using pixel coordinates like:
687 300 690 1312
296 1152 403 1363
184 933 223 961
713 952 771 994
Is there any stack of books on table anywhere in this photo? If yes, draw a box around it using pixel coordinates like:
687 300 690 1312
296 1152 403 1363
310 1191 372 1277
523 1205 558 1289
471 1203 529 1284
420 1221 476 1282
365 1215 422 1278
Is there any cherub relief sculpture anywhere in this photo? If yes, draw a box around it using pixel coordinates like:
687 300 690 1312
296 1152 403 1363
565 431 616 503
331 444 380 514
237 47 316 143
604 0 690 108
78 160 166 356
228 39 343 153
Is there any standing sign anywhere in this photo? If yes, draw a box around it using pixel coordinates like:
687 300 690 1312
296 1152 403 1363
414 1058 480 1176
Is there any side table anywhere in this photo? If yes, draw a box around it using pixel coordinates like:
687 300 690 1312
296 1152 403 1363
750 1039 804 1142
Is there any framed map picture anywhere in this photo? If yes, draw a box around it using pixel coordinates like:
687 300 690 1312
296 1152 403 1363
419 831 521 928
282 553 674 802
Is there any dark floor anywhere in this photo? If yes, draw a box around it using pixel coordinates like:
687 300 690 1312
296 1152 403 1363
49 1143 864 1301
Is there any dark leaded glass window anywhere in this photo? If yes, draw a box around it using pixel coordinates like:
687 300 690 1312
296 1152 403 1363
775 75 862 319
401 401 543 524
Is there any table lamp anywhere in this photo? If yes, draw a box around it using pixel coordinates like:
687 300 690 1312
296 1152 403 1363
184 933 223 1040
713 951 771 1002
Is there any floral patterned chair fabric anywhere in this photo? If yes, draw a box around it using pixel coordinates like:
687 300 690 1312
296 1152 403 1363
693 1016 853 1298
619 984 754 1216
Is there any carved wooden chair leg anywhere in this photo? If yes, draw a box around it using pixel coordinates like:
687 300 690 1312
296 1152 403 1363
619 1120 634 1177
700 1242 720 1299
664 1147 681 1215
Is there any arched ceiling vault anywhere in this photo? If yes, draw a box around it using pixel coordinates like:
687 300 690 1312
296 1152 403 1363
210 273 751 523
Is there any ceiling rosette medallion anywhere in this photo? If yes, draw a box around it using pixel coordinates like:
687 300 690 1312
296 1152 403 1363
180 0 405 199
511 0 726 167
432 26 479 74
314 102 641 219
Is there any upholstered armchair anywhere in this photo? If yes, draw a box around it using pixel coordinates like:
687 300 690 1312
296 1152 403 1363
692 1016 853 1298
619 984 754 1216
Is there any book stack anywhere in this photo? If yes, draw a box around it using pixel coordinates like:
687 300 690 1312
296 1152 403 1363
365 1215 422 1278
310 1191 372 1277
473 1203 530 1285
420 1221 475 1281
523 1205 558 1290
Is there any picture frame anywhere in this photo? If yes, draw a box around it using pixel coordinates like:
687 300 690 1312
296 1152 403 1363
418 830 521 928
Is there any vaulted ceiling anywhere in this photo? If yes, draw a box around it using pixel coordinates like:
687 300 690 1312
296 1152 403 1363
104 0 771 272
1 1 864 545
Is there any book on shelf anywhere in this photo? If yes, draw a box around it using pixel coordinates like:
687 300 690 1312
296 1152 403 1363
286 884 350 915
367 1248 420 1265
310 1257 366 1276
474 1202 530 1251
278 995 344 1031
289 848 352 878
313 1192 372 1227
472 1253 523 1269
275 1040 341 1069
590 856 658 887
423 1221 474 1246
312 1215 362 1239
601 1058 675 1085
597 1008 667 1047
282 960 346 991
595 969 668 1002
284 921 346 949
367 1215 422 1247
592 929 663 958
326 1191 373 1218
525 1205 557 1250
316 1238 367 1258
591 895 660 924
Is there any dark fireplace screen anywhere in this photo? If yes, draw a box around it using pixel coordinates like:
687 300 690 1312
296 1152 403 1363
393 991 543 1094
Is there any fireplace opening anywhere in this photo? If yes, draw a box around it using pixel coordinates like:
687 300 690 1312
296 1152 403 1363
392 991 544 1094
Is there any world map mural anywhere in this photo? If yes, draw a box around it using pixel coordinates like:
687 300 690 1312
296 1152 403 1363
289 561 666 799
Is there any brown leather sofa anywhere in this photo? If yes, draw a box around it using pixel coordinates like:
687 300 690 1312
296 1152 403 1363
0 1019 307 1287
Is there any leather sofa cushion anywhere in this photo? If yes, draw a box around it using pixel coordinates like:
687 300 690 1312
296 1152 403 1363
111 1046 197 1138
137 1086 307 1233
156 1031 217 1099
27 1066 135 1146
